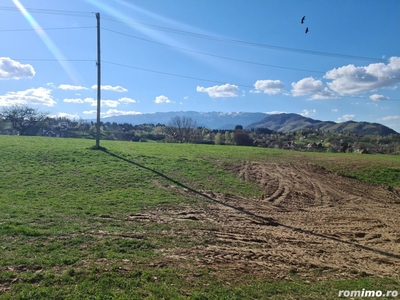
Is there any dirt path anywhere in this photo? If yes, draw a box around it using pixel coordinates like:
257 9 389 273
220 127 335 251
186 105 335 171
134 162 400 279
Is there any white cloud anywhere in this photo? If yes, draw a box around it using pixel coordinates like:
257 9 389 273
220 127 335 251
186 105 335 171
82 109 141 117
83 98 120 107
0 57 35 80
118 97 136 104
265 111 287 114
64 98 84 103
83 110 96 115
84 98 96 104
103 109 142 117
196 83 239 98
300 109 317 117
369 94 389 101
100 100 119 108
380 115 400 121
0 87 55 106
91 85 128 92
332 109 338 112
58 84 88 91
325 56 400 95
291 77 337 100
252 80 284 94
51 112 80 119
155 95 174 104
337 114 356 122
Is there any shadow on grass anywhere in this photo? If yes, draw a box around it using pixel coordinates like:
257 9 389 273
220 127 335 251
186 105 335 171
101 148 400 261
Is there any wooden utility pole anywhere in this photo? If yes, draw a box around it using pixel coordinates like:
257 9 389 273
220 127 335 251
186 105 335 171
95 12 101 148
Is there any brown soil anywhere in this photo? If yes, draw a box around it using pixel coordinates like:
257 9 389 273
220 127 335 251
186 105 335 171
132 161 400 280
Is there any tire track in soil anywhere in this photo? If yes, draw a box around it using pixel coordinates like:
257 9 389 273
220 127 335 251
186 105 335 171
139 162 400 279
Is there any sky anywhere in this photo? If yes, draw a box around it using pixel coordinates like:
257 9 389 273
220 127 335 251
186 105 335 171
0 0 399 131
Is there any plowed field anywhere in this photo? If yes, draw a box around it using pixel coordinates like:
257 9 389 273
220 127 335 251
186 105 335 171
131 162 400 280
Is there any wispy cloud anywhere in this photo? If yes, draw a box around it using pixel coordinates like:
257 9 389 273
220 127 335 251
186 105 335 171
379 115 400 121
83 109 141 117
103 109 142 117
300 109 317 117
265 111 287 114
369 94 389 101
84 98 95 104
337 114 356 122
118 97 136 104
51 112 80 119
91 85 128 92
83 110 97 115
82 98 119 107
64 98 84 103
58 84 88 91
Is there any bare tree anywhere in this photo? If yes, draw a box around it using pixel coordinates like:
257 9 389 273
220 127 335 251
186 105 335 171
0 105 48 135
167 116 197 143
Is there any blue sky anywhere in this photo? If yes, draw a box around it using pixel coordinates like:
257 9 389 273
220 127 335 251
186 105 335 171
1 0 399 131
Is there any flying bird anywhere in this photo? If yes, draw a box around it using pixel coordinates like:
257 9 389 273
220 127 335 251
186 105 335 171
301 16 306 24
305 27 309 34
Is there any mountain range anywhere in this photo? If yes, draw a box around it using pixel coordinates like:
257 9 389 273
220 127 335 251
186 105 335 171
101 112 397 136
102 111 267 130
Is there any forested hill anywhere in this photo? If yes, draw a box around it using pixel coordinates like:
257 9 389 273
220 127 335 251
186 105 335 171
247 113 397 136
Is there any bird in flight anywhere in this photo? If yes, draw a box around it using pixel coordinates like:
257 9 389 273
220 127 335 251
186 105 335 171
305 27 309 34
301 16 306 24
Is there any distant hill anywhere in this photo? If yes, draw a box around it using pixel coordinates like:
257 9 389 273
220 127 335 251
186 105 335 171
99 111 397 136
247 113 397 136
101 111 267 130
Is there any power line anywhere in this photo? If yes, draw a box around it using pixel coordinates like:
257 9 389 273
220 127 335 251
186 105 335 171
101 15 388 63
0 26 95 32
2 7 398 102
102 60 254 88
0 5 393 63
102 27 325 76
12 59 94 62
0 6 92 17
102 27 400 80
102 60 400 101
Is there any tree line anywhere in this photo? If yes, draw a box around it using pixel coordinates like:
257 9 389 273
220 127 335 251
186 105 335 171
1 105 400 154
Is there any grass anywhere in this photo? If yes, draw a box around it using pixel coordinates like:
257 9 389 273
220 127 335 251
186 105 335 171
300 152 400 187
0 135 399 299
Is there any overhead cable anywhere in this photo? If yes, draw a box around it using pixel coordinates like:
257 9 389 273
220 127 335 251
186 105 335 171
102 60 400 101
101 27 400 80
101 15 388 63
0 26 95 32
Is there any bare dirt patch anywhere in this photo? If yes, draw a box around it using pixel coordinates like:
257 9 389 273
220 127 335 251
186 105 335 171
133 162 400 280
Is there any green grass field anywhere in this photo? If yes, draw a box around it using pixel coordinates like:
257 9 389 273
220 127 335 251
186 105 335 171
0 136 399 299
